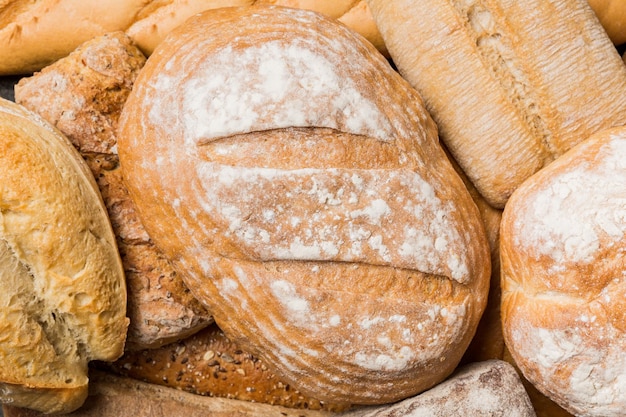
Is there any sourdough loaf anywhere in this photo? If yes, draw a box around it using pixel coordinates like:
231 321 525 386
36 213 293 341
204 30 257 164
501 125 626 416
0 98 128 413
117 5 491 405
366 0 626 208
0 0 387 75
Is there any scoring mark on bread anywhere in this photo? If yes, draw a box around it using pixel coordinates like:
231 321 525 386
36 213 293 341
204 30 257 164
455 0 554 162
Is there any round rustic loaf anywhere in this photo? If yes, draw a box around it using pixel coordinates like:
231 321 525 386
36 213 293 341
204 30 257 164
117 5 491 405
501 125 626 416
0 98 129 413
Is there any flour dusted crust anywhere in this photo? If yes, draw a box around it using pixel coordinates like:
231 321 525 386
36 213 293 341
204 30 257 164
501 126 626 416
118 5 490 405
0 98 128 413
366 0 626 208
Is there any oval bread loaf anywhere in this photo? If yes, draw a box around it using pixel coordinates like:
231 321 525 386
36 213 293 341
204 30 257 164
118 5 491 405
366 0 626 208
501 125 626 416
0 98 129 413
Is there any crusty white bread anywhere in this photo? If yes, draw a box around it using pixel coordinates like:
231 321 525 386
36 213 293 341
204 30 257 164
117 5 491 405
14 31 214 351
0 98 129 413
366 0 626 208
0 0 387 75
501 125 626 416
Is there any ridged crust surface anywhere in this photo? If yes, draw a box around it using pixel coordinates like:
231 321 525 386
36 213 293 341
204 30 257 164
366 0 626 208
0 98 128 413
501 126 626 416
118 5 490 405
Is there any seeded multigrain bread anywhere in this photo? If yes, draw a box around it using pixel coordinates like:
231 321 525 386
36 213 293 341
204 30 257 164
501 126 626 416
366 0 626 208
0 98 128 414
103 323 350 412
14 32 213 351
117 5 491 405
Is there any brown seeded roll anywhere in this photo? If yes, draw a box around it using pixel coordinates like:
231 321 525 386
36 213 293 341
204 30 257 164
118 5 490 405
102 323 350 412
501 125 626 416
366 0 626 208
2 369 333 417
14 31 213 350
0 98 128 413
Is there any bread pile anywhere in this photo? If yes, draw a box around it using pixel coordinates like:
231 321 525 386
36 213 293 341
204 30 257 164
0 0 625 416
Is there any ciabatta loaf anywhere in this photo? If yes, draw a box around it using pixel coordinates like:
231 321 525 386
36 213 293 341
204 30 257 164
117 5 490 405
366 0 626 208
0 98 128 413
501 125 626 416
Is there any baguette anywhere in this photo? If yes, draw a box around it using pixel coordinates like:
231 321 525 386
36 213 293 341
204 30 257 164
0 0 387 75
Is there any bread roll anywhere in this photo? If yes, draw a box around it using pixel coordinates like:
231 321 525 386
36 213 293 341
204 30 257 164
501 125 626 416
0 0 387 75
14 31 214 351
117 5 490 405
366 0 626 208
0 98 128 413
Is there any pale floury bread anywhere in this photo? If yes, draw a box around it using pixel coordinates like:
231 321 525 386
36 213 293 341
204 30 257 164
501 126 626 416
0 98 129 413
366 0 626 208
117 5 491 405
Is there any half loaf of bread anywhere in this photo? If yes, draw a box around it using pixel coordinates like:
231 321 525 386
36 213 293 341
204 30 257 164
0 98 129 414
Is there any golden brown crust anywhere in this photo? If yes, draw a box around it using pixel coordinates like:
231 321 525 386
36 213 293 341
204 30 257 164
367 0 626 208
501 126 626 416
14 32 213 350
118 5 490 405
0 0 388 75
